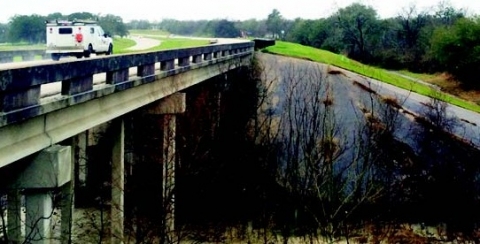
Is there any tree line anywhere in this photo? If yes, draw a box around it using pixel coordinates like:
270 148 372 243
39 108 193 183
128 2 480 87
280 3 480 87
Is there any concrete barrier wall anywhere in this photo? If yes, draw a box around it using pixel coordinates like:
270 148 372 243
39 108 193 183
0 49 48 63
0 41 254 168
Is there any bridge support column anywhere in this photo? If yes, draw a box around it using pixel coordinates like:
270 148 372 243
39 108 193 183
60 180 74 244
10 145 72 244
162 114 176 235
73 131 88 199
24 190 53 244
144 92 185 241
111 118 125 244
60 135 81 244
7 190 22 244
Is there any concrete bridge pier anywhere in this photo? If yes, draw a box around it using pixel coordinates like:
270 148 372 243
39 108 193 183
24 189 53 243
72 131 88 204
145 92 186 241
7 145 72 244
111 118 125 244
6 190 21 243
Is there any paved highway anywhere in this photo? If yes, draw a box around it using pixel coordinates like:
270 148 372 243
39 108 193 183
258 53 480 148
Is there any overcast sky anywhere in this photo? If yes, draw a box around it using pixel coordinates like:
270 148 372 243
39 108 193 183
1 0 479 23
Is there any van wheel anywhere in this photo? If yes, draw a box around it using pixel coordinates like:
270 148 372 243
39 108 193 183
106 44 113 55
75 54 83 59
84 45 93 58
51 54 60 61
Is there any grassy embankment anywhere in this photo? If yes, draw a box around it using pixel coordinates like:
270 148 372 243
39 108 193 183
264 41 480 113
112 37 137 54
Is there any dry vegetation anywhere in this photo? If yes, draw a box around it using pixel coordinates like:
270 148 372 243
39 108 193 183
423 73 480 105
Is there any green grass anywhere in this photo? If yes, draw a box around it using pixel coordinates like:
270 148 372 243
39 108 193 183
112 37 137 54
128 29 170 36
264 41 480 113
115 36 209 53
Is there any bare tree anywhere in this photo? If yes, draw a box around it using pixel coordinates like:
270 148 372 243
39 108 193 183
254 59 389 243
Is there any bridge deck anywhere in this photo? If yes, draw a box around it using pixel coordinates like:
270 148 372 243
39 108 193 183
0 41 254 167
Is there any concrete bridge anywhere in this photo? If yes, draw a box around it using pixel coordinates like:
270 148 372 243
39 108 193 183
0 40 255 243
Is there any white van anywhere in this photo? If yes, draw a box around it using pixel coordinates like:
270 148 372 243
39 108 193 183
45 19 113 60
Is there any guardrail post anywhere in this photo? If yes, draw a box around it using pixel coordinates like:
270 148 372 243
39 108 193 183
21 54 35 62
1 85 41 112
161 60 175 71
138 64 156 82
178 57 190 67
62 76 93 95
192 54 202 64
204 53 212 61
107 69 129 84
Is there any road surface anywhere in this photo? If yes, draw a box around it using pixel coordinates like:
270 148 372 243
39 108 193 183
258 53 480 148
125 36 161 50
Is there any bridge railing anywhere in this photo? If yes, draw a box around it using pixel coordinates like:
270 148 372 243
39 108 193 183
0 41 255 127
0 49 49 63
